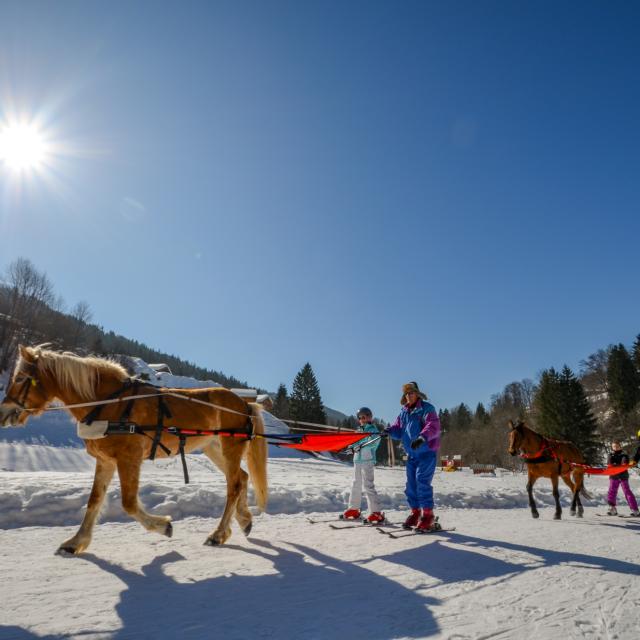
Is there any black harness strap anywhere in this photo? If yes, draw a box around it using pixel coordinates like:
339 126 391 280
118 380 140 423
106 422 172 456
83 379 134 425
178 434 189 484
523 454 554 464
149 395 172 461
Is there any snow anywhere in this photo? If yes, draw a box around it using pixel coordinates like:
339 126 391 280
1 443 640 639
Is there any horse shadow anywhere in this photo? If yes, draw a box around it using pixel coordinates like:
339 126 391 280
376 530 640 585
76 541 442 640
0 628 66 640
6 528 638 639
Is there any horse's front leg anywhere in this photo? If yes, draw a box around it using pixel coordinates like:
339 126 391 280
526 473 539 519
551 474 562 520
57 457 116 555
117 456 173 538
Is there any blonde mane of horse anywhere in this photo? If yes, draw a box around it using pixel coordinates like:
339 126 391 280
25 346 129 400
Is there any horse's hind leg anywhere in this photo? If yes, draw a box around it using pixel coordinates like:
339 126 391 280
204 441 248 546
117 457 173 537
560 473 578 516
58 457 116 555
527 474 539 519
202 441 251 538
551 474 562 520
570 471 585 517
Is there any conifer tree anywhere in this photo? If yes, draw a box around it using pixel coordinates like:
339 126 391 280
439 409 451 433
272 383 290 420
606 344 640 426
475 402 490 425
451 403 473 430
534 366 600 463
289 363 327 425
632 334 640 373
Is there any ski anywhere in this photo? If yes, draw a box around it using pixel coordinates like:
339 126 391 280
595 513 639 519
329 520 399 531
377 526 456 539
306 516 348 525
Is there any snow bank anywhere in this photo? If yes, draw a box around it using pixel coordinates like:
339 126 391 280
0 444 628 529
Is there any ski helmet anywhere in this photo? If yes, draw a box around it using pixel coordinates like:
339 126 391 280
357 407 372 418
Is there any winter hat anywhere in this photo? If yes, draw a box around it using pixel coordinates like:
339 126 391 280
357 407 372 418
401 381 427 405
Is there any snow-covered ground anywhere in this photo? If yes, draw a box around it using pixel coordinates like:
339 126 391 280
1 443 640 639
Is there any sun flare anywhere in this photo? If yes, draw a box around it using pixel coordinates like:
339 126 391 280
0 122 48 172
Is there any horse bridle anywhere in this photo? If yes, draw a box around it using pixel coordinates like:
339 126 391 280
3 360 39 411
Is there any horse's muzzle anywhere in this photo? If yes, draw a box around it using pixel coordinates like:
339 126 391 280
0 404 23 427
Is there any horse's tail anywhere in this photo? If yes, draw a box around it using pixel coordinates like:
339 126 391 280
580 483 592 500
572 466 593 500
247 403 268 512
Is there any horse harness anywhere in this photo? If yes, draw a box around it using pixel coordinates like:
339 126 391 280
81 379 254 484
4 359 39 410
519 436 579 472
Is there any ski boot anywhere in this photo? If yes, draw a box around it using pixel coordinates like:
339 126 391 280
341 509 361 520
606 505 618 516
402 508 421 530
366 511 385 524
415 508 435 533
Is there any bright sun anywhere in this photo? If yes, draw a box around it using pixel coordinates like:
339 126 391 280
0 122 48 172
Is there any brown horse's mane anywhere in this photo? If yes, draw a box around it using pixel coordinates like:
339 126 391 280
25 345 129 401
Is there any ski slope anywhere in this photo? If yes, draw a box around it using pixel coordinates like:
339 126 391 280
1 443 639 639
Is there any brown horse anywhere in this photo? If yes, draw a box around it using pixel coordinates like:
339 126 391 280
0 345 268 554
507 420 589 519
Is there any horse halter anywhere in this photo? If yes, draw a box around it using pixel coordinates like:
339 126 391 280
4 361 39 411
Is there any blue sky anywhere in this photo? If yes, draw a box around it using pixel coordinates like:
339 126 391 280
1 1 639 423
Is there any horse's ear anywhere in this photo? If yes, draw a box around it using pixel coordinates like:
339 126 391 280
508 419 515 430
19 345 31 361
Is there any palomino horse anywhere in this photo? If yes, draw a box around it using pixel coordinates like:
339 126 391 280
507 420 589 519
0 345 268 554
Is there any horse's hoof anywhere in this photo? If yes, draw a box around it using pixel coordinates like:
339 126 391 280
56 546 78 556
243 522 253 537
553 514 561 520
204 536 221 546
570 510 576 517
577 512 584 518
164 522 173 538
532 512 539 519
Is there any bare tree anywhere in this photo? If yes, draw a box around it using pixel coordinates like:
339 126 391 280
69 300 93 348
0 258 55 368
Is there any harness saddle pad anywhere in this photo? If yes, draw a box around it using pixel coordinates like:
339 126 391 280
77 420 109 440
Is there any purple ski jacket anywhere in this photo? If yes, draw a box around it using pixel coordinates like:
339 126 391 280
387 399 441 456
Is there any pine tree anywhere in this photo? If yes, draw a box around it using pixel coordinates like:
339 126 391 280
632 334 640 373
289 363 327 425
606 344 640 427
272 383 290 419
451 403 473 430
534 366 600 463
475 402 490 425
439 409 451 433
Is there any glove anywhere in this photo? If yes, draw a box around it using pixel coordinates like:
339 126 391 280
410 436 425 450
629 460 637 467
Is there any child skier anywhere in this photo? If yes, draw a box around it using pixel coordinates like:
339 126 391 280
343 407 384 523
385 381 441 532
607 440 640 517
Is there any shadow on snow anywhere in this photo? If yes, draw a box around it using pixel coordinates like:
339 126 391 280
5 527 640 640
